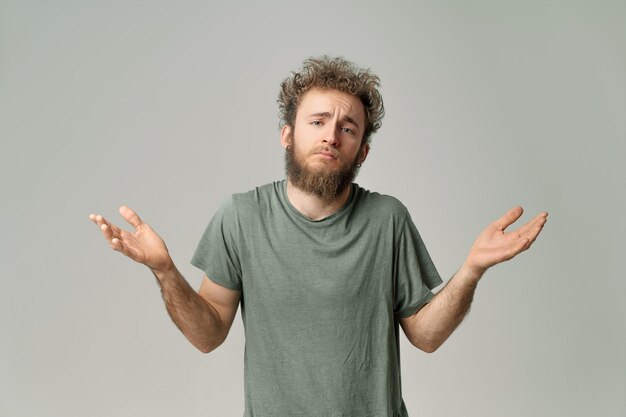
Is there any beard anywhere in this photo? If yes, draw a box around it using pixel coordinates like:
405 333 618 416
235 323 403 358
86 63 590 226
284 133 361 201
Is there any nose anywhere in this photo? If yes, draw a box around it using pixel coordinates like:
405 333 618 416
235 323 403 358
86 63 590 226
323 124 340 147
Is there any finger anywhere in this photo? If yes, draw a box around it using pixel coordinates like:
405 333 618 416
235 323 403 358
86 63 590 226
522 216 547 248
100 223 115 241
119 205 144 229
492 206 524 232
511 220 547 257
93 214 123 236
512 212 548 239
511 212 547 237
89 213 103 226
110 237 123 251
90 214 106 228
111 235 141 261
110 237 132 257
89 214 103 229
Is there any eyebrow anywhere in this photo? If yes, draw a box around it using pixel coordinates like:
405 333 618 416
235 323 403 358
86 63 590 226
309 112 361 131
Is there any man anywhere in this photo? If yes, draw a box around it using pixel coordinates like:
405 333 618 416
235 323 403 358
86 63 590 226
90 56 548 416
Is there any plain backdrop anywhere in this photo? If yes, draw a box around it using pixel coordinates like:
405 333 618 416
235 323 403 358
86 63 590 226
1 1 624 416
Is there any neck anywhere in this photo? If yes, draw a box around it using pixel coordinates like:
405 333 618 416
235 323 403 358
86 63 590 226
285 179 352 221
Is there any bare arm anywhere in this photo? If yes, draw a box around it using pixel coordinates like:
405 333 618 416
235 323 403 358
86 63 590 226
399 206 548 353
152 263 240 353
89 206 240 353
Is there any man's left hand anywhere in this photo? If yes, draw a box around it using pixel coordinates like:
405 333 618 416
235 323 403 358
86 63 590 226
463 206 548 279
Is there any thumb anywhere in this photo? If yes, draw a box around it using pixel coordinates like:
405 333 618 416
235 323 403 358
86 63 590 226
492 206 524 231
119 205 144 229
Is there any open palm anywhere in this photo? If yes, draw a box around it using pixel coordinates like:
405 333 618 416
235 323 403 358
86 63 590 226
89 206 172 272
465 206 548 275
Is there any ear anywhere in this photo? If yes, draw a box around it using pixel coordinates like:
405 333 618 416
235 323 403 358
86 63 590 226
358 143 370 166
280 125 293 149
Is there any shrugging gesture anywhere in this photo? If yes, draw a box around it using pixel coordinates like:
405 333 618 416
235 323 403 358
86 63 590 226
399 206 548 352
89 205 236 354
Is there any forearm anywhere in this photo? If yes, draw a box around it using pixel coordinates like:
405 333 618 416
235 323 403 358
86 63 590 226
151 262 224 353
406 207 547 352
412 263 483 352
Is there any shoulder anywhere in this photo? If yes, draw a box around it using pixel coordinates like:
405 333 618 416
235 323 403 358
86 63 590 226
353 184 410 219
227 181 281 213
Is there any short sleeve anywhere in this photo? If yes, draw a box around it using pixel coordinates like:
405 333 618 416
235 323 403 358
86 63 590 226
190 196 243 291
393 212 443 318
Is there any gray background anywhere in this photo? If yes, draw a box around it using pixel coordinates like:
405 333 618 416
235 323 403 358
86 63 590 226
1 1 624 416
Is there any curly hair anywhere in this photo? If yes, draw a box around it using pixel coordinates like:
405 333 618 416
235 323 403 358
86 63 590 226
278 56 385 145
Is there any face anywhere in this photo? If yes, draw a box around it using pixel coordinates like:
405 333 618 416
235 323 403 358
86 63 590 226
281 88 369 200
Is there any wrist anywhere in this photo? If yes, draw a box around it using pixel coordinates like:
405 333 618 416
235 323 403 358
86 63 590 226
151 258 177 282
457 262 485 288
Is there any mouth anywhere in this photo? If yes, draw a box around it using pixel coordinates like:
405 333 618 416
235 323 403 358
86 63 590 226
316 149 338 159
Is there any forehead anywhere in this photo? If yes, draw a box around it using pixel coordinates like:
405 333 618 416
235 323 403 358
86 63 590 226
297 88 365 123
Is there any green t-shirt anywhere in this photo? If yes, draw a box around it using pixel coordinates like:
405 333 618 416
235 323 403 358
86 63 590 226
191 180 443 417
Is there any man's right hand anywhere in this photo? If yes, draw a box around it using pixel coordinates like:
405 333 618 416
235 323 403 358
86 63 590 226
89 206 173 273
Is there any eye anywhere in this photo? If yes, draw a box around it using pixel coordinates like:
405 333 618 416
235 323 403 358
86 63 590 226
341 127 355 134
311 120 322 126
